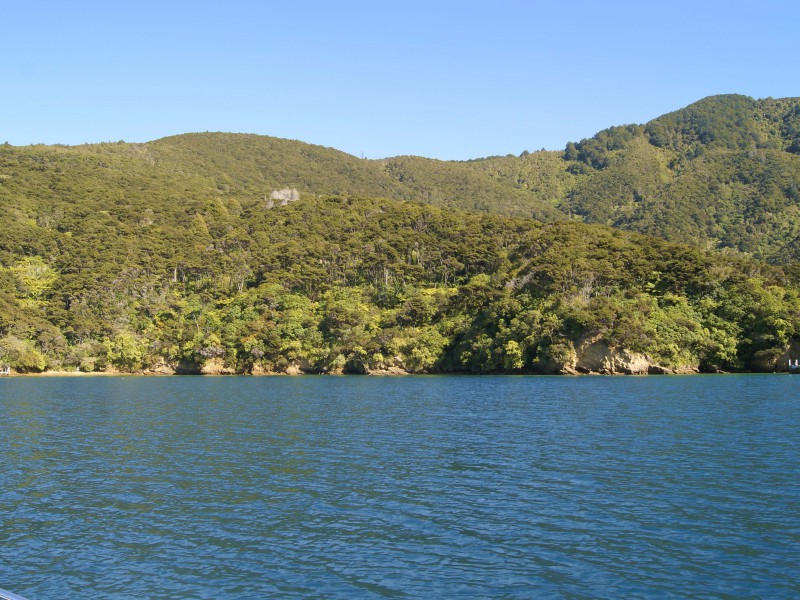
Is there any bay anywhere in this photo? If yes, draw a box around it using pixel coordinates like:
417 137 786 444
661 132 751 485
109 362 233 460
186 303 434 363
0 375 798 599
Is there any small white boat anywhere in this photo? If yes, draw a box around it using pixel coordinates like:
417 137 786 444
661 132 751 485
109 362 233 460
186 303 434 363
0 589 30 600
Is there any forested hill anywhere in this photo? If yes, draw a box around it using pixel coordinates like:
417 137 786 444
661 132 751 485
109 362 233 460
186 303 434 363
0 182 799 375
560 95 800 262
2 94 800 375
5 93 799 261
147 132 570 222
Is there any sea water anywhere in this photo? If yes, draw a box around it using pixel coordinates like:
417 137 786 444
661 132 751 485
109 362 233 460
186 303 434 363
1 375 798 598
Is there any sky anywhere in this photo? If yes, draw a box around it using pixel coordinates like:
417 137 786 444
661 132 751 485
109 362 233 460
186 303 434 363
3 0 800 160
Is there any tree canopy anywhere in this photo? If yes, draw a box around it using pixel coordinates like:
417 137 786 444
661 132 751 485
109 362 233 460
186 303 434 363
1 95 800 374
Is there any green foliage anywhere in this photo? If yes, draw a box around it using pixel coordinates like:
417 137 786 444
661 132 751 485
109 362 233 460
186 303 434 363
563 124 645 169
558 95 800 261
4 95 800 264
8 256 58 303
1 97 800 374
389 326 447 373
644 94 766 154
104 332 148 371
0 335 47 372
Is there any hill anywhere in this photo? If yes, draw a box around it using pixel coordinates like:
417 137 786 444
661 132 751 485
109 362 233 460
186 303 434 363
560 95 800 261
147 95 800 262
0 179 798 374
145 133 569 222
6 93 797 262
2 95 800 374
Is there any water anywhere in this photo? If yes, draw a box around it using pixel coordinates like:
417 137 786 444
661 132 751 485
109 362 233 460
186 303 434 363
1 375 798 599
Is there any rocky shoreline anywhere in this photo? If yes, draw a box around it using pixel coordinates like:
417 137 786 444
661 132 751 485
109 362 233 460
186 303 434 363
5 337 798 377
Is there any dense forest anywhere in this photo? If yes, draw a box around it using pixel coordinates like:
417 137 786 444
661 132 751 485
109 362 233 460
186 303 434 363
1 95 800 374
147 94 800 262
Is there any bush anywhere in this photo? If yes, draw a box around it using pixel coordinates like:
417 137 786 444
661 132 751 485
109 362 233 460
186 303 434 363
0 335 47 372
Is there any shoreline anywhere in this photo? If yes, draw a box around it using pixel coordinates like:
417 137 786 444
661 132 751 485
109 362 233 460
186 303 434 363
2 369 794 377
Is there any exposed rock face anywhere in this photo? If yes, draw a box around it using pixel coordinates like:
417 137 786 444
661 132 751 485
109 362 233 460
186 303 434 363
764 338 800 372
561 338 650 374
250 363 270 375
269 188 300 207
277 357 319 375
200 358 235 375
147 361 177 375
560 337 698 375
361 355 408 375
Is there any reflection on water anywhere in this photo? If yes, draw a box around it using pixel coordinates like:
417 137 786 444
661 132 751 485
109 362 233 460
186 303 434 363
1 375 798 598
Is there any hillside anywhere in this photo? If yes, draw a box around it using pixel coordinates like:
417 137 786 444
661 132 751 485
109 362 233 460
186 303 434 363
561 95 800 261
2 95 800 375
4 94 799 263
0 181 798 375
150 95 800 262
145 133 568 222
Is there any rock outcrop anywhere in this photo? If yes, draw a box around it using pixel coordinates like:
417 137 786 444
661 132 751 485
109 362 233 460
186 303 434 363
559 336 699 375
200 358 236 375
757 338 800 372
266 188 300 208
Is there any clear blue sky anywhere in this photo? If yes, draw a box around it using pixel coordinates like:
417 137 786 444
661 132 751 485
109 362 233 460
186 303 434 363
3 0 799 160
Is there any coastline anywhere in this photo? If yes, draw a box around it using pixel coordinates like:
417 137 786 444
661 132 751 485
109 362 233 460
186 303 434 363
2 368 791 377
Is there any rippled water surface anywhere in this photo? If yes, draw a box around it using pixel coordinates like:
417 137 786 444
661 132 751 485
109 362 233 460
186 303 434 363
1 375 798 598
